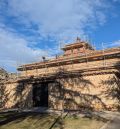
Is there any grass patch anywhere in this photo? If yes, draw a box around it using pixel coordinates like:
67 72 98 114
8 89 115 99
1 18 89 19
0 112 57 129
53 115 105 129
0 111 106 129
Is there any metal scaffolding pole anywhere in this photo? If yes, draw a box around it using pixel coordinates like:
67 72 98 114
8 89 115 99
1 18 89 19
102 42 106 67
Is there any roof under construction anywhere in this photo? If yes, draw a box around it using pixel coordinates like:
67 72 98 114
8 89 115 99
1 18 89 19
61 37 94 51
17 38 120 71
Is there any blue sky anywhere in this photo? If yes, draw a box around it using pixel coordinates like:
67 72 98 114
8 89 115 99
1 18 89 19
0 0 120 72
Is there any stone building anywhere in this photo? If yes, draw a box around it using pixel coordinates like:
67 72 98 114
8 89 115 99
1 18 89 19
1 38 120 111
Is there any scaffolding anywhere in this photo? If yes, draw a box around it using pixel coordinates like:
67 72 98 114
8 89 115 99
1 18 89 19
15 42 120 81
18 48 119 67
2 41 119 82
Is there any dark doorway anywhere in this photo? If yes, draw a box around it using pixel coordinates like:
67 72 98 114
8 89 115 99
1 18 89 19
33 82 48 107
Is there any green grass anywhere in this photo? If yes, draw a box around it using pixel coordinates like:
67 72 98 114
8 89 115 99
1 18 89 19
0 111 106 129
53 115 105 129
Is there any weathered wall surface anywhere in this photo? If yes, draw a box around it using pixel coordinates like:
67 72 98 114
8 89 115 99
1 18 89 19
49 69 120 111
1 82 33 109
1 68 120 111
20 58 119 77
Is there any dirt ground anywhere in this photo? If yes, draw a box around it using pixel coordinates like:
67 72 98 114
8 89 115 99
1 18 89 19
0 111 106 129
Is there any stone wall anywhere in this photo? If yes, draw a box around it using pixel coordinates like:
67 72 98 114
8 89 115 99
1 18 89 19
49 69 120 111
20 58 119 77
1 64 120 111
1 82 33 109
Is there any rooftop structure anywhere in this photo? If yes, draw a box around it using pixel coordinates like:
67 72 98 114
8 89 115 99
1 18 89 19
17 38 120 75
62 37 94 56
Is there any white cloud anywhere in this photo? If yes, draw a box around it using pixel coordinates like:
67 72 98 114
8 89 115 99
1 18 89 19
112 40 120 46
7 0 108 41
112 0 120 2
0 0 112 72
102 40 120 49
0 27 47 72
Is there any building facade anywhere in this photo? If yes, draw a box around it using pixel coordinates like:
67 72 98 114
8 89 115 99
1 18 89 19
1 38 120 111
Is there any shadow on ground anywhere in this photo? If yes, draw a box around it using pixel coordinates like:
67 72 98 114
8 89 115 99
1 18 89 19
0 111 109 129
